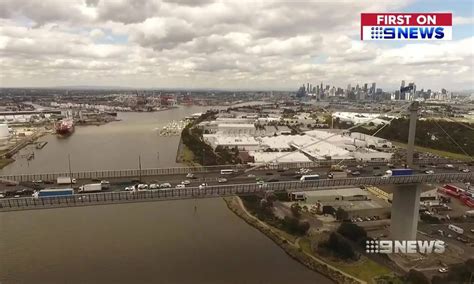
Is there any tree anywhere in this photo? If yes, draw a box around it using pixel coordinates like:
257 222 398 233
290 203 302 218
406 269 430 284
337 222 368 244
320 232 357 260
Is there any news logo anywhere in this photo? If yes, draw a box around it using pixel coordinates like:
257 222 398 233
366 240 446 254
361 13 452 41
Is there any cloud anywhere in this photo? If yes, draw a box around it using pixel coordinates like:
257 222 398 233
0 0 472 91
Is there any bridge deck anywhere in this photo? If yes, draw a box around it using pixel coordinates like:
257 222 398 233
0 173 471 212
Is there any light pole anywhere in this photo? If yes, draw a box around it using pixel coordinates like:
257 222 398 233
68 154 73 188
138 154 142 183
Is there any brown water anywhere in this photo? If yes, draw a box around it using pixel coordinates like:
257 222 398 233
0 199 331 284
1 107 212 174
0 107 332 284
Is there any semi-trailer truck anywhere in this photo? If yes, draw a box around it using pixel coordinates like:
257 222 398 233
33 188 74 198
57 177 76 185
78 183 103 193
385 169 413 177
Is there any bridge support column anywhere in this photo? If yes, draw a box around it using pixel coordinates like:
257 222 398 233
390 184 421 240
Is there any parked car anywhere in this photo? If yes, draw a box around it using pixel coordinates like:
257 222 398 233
351 171 361 176
149 184 159 189
217 178 228 183
247 174 256 178
176 184 185 189
445 164 454 169
182 180 191 185
438 268 448 273
460 168 470 173
125 186 135 191
199 183 208 189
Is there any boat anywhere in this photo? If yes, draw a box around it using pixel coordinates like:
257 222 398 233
55 118 75 135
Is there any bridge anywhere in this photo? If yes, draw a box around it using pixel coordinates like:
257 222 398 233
0 157 466 183
0 173 472 212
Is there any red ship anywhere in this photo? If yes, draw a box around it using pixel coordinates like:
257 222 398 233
55 118 74 135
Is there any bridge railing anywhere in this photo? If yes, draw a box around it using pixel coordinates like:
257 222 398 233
0 173 471 211
0 158 467 183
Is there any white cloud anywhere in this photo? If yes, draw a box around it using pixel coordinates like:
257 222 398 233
0 0 472 91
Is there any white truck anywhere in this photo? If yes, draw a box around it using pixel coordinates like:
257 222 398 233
57 177 76 185
78 183 102 193
448 224 464 234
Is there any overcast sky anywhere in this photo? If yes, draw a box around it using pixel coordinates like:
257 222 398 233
0 0 473 91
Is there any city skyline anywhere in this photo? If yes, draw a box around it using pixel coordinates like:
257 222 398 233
0 0 473 90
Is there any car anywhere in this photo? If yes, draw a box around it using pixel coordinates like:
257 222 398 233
247 174 255 178
217 178 228 183
356 165 364 169
176 184 185 189
199 183 208 189
32 180 43 184
137 184 148 190
471 229 474 233
438 268 448 273
460 168 470 173
445 164 454 169
381 175 390 179
424 170 435 174
0 194 4 198
149 184 159 189
351 171 361 176
186 173 195 178
100 180 110 188
182 180 191 185
124 186 135 191
386 163 394 167
160 183 172 188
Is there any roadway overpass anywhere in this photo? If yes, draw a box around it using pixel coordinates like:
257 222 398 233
0 172 472 212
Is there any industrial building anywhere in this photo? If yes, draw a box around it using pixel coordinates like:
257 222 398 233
290 187 391 218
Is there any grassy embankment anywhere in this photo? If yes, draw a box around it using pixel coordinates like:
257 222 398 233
0 150 14 169
298 238 399 283
393 141 473 161
223 196 386 284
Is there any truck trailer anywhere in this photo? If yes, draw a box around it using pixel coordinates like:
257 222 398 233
78 183 103 193
57 177 77 185
386 169 413 177
33 188 74 198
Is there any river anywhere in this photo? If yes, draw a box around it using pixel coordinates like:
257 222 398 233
0 106 332 284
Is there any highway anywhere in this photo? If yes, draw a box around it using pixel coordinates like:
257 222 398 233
1 162 472 197
0 172 472 212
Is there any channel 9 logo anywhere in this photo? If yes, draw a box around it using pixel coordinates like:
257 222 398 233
361 13 452 41
366 240 446 254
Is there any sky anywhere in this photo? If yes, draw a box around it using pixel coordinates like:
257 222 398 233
0 0 473 91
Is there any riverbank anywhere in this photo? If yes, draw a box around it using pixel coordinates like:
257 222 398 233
223 196 364 284
175 138 198 166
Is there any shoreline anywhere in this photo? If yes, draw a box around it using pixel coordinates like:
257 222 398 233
223 196 365 284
